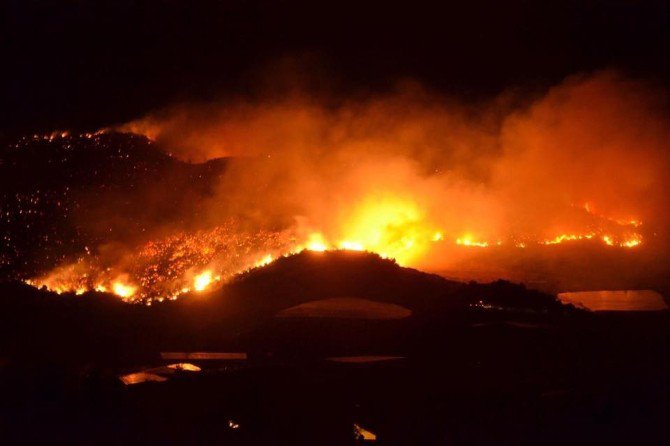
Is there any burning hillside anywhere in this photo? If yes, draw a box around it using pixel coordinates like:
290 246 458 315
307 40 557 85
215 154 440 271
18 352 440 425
3 71 669 302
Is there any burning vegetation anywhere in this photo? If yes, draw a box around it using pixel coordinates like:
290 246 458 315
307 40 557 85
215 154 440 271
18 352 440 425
3 71 669 302
24 213 646 302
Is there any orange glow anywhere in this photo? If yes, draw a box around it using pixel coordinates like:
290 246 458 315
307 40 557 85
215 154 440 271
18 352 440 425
193 270 213 292
338 240 365 252
254 254 274 268
166 363 202 372
25 71 661 303
543 233 594 245
456 235 489 248
621 233 642 248
26 208 646 302
305 233 328 252
112 280 136 299
332 196 434 265
581 203 644 229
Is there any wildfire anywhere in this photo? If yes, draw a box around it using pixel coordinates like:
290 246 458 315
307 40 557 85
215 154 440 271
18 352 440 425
540 231 643 248
112 280 136 299
456 235 489 248
25 221 295 302
621 233 642 248
339 241 365 251
543 233 595 245
193 271 214 292
11 72 670 311
331 195 435 265
304 233 328 252
581 202 643 229
24 198 646 303
254 254 274 268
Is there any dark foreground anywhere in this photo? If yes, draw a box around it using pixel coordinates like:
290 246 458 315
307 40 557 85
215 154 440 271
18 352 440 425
1 252 669 445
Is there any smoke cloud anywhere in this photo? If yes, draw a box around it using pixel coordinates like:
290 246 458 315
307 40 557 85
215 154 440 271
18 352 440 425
121 70 669 244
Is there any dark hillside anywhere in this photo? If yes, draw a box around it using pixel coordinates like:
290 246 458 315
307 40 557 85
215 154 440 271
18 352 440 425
0 132 227 277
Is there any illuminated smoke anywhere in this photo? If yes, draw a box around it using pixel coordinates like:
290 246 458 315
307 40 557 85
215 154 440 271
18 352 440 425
29 71 670 300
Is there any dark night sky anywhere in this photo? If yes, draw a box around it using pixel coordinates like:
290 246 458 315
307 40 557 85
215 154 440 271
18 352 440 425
3 0 670 134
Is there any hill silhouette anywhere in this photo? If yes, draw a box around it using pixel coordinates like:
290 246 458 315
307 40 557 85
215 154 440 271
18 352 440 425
0 250 574 365
2 252 670 446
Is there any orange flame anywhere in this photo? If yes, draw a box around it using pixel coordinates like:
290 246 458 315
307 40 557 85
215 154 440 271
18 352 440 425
112 280 136 299
193 271 214 292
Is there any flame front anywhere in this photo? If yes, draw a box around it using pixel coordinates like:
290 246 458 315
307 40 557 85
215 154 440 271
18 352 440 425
456 235 489 248
25 196 646 303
